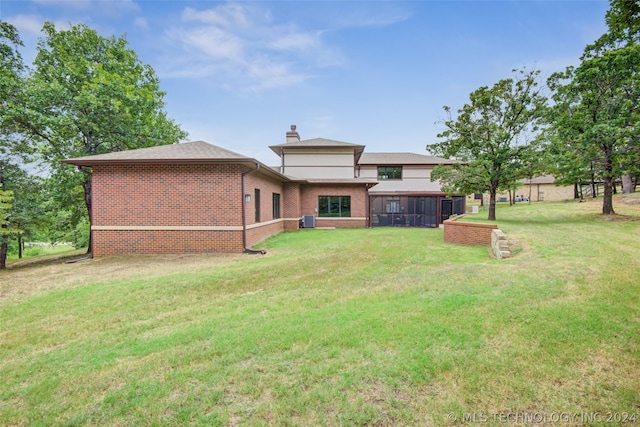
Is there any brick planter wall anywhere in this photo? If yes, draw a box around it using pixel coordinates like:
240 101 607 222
443 214 497 246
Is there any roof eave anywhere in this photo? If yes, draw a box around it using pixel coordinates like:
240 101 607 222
60 158 291 182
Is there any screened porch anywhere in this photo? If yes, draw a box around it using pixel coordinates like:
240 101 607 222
370 195 465 228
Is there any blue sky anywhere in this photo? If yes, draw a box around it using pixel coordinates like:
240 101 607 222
2 0 610 166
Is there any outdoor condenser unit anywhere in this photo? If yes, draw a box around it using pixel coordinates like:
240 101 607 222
302 215 316 228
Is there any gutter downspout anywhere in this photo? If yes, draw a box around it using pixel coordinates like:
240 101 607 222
241 162 267 255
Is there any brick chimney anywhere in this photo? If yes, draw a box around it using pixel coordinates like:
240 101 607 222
286 124 300 143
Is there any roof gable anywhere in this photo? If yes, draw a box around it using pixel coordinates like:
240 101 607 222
269 137 366 159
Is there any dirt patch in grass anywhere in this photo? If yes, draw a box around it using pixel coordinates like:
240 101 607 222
1 253 248 302
6 249 87 269
597 213 640 222
620 196 640 205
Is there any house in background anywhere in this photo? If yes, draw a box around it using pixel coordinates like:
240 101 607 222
480 174 575 204
63 125 466 256
520 175 574 201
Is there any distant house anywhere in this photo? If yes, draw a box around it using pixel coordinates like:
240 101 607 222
520 175 574 201
63 126 465 256
486 175 575 203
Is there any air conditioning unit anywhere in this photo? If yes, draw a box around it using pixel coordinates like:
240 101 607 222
302 215 315 228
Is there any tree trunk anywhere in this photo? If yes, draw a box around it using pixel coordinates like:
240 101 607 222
590 162 597 198
0 161 6 269
602 175 615 214
0 233 7 269
602 148 615 215
488 189 497 221
18 235 23 259
81 168 93 255
622 173 633 194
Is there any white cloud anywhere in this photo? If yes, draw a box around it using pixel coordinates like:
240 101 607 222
5 14 45 35
32 0 92 8
133 17 148 30
268 31 321 51
32 0 139 12
181 4 255 29
161 2 343 92
246 59 308 90
166 26 244 61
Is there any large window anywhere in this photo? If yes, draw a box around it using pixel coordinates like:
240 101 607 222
318 196 351 217
272 193 281 219
378 166 402 180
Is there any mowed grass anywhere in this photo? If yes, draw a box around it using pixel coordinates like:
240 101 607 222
1 197 639 426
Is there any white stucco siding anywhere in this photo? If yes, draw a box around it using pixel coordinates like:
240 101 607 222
403 166 431 179
369 179 444 193
282 150 355 179
359 166 378 179
359 165 433 179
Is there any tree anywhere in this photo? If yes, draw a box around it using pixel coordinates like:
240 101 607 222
547 1 640 215
15 22 187 254
429 68 547 220
2 163 47 258
0 180 15 270
1 22 26 269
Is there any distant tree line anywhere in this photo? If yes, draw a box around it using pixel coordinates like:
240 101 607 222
429 0 640 220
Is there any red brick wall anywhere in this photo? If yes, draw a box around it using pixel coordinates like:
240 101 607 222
443 215 497 246
244 172 285 225
283 183 301 231
299 184 368 228
93 230 244 256
91 164 285 256
93 164 244 226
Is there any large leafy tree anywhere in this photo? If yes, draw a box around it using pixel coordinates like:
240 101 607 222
547 1 640 215
0 181 14 270
429 68 547 220
1 21 26 269
2 163 47 259
15 22 187 253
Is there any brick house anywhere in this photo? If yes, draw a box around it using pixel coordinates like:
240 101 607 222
63 126 464 256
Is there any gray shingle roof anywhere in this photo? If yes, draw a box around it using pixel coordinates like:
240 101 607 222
358 152 458 165
271 137 364 149
269 138 366 157
522 175 556 184
61 140 292 182
62 141 249 165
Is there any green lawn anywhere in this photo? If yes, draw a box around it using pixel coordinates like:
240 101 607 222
7 244 81 262
1 197 639 426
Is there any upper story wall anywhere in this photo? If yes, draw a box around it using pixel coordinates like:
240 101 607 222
282 148 356 179
359 164 433 179
359 164 445 193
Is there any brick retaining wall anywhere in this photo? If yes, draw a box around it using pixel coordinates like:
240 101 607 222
443 214 498 246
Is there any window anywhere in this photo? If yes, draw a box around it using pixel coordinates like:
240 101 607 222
254 189 261 222
318 196 351 217
272 193 281 219
377 166 402 180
